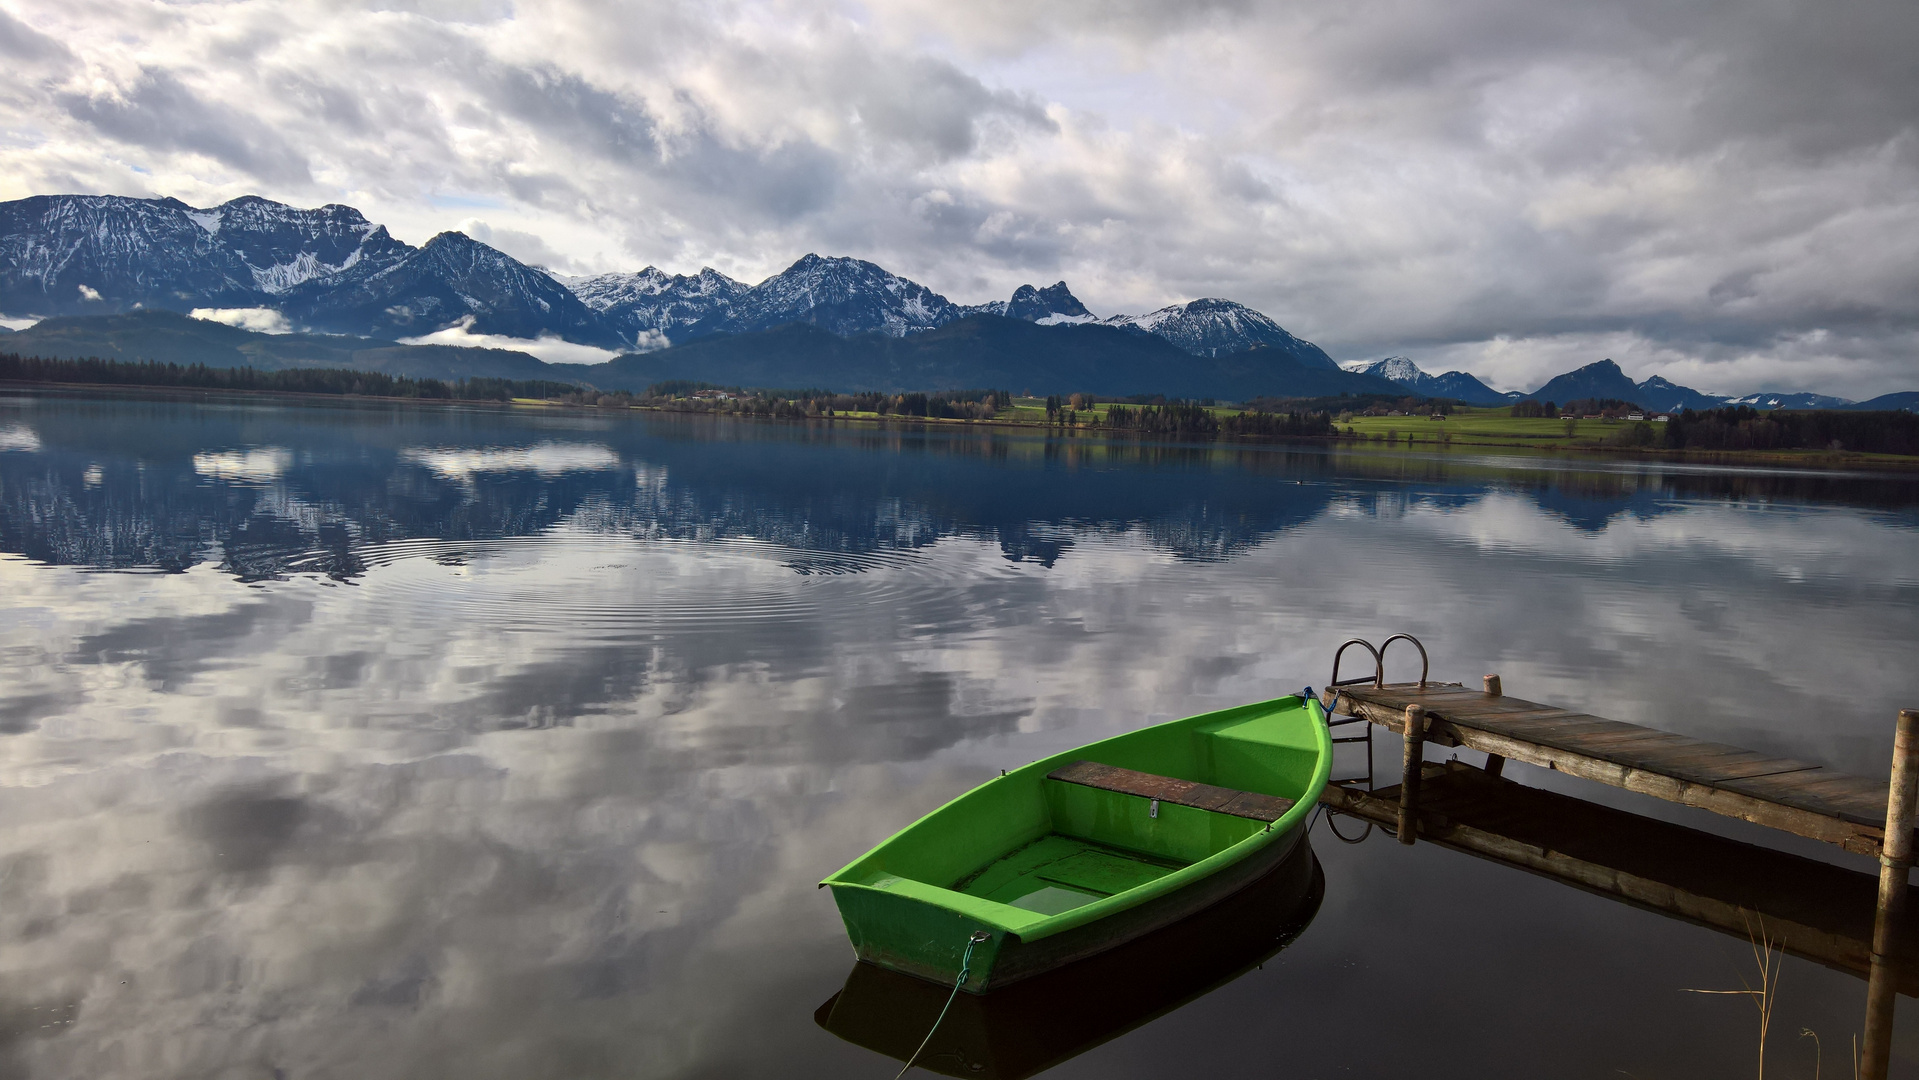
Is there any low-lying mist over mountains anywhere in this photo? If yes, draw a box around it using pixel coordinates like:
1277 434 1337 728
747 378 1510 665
1 193 1909 408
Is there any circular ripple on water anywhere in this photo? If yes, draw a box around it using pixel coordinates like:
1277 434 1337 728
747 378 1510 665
327 532 976 640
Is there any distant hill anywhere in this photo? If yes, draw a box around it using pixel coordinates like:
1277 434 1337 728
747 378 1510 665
1844 392 1919 412
1 309 1403 400
552 315 1404 399
1635 376 1726 412
1525 359 1646 405
3 310 566 383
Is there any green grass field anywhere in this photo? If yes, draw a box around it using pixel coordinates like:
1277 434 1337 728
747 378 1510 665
1338 407 1660 449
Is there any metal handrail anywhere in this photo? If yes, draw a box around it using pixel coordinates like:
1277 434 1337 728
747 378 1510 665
1329 638 1384 690
1379 633 1429 690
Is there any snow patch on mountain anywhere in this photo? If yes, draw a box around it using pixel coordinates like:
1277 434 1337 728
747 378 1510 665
250 248 366 294
1726 391 1854 409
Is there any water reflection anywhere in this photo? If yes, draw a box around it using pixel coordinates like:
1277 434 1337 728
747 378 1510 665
817 846 1324 1078
0 390 1917 1078
7 391 1916 585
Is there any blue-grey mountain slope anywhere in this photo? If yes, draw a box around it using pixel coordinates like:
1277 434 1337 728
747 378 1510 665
1636 376 1728 412
558 315 1405 399
1525 359 1646 405
1843 392 1919 412
3 309 565 382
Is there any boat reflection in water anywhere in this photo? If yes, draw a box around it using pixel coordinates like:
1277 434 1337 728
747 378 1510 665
815 841 1323 1079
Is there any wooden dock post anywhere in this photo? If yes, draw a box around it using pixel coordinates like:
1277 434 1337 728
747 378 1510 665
1863 708 1919 1080
1481 675 1506 779
1398 704 1426 845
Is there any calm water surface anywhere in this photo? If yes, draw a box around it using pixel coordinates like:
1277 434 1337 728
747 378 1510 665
2 390 1917 1078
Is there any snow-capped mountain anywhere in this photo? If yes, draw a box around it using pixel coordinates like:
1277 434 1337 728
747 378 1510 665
0 194 412 317
3 194 261 313
1005 281 1096 325
0 194 613 345
1103 298 1340 369
281 230 621 347
1348 356 1509 403
691 254 961 338
195 195 413 295
1726 391 1854 410
566 266 746 348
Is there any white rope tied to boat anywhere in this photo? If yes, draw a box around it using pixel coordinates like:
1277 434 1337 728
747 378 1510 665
895 930 990 1078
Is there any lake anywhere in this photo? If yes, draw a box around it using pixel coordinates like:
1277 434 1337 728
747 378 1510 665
2 388 1916 1079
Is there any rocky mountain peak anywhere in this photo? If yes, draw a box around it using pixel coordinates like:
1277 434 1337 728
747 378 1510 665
1103 298 1339 369
1006 281 1092 323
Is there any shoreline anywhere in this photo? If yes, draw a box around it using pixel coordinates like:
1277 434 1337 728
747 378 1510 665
5 377 1917 475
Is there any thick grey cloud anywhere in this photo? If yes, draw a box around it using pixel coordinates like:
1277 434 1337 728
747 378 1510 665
0 0 1913 394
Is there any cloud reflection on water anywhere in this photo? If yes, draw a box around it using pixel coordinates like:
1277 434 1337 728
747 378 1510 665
0 394 1916 1078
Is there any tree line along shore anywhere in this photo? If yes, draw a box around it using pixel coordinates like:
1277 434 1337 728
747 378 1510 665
3 351 1916 465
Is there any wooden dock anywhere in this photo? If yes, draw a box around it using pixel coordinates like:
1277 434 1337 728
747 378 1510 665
1313 639 1918 1080
1327 680 1901 856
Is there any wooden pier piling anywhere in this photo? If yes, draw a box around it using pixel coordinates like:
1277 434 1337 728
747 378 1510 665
1397 704 1426 845
1863 708 1919 1080
1480 674 1505 779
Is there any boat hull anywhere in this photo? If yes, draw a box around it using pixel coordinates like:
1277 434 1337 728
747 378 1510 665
818 841 1324 1079
836 815 1310 991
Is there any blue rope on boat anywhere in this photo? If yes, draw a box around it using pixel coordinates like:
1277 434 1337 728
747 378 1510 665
895 930 990 1078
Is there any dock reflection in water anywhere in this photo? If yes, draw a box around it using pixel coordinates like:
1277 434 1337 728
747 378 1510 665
816 844 1323 1079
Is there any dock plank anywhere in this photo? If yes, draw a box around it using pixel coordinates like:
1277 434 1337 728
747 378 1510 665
1336 682 1901 855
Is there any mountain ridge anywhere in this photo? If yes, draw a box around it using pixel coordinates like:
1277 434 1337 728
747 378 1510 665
0 193 1347 364
2 194 1910 406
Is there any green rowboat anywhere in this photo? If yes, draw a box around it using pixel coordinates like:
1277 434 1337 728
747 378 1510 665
821 693 1332 993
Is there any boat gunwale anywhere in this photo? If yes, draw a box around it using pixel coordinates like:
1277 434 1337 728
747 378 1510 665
820 693 1334 944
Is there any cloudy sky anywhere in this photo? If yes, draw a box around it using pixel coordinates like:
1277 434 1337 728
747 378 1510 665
0 0 1914 394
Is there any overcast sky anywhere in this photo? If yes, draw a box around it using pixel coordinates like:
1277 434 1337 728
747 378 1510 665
0 0 1914 395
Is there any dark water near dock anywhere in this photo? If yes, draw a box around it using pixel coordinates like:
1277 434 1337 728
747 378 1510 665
2 389 1917 1078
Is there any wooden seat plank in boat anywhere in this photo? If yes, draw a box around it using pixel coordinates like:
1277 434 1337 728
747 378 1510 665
1048 761 1296 822
1333 682 1899 854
